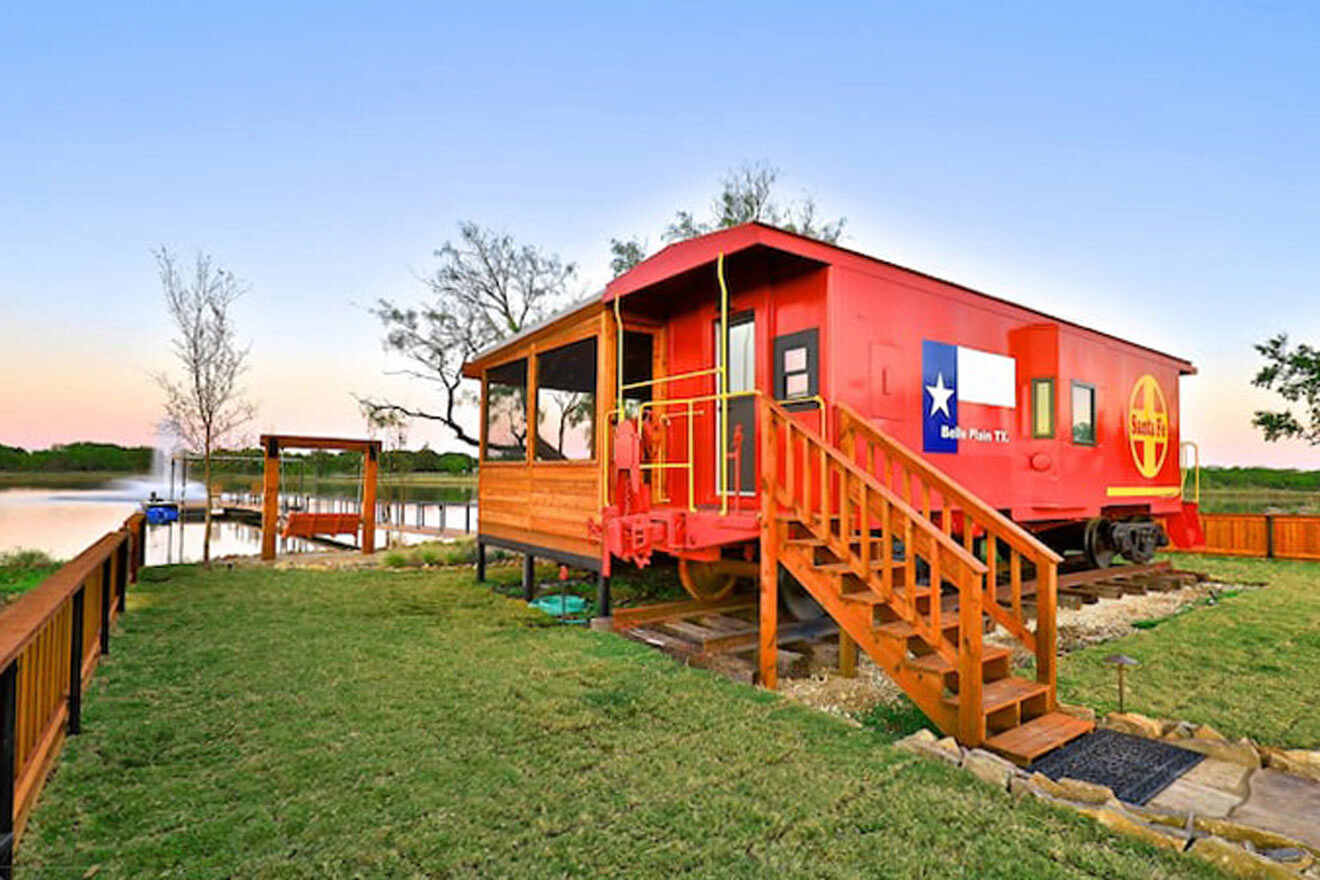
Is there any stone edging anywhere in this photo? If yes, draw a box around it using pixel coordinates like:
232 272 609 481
897 721 1320 880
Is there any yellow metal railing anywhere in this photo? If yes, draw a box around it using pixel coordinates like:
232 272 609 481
1180 441 1200 505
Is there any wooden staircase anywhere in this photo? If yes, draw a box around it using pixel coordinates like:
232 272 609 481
758 398 1093 764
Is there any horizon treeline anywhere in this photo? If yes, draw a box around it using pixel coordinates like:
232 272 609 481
0 442 475 475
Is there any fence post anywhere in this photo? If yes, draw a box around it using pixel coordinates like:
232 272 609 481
116 540 128 614
69 588 85 735
0 661 16 879
1265 514 1275 559
465 504 471 534
99 558 111 656
476 542 486 582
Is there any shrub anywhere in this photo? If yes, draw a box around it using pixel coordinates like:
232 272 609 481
0 548 57 570
382 550 411 568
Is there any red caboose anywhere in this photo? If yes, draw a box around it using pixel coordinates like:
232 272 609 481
462 223 1198 759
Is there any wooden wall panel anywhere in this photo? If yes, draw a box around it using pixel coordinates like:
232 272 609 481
479 462 601 561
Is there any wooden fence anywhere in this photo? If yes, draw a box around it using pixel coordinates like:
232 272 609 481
0 512 145 874
1196 512 1320 561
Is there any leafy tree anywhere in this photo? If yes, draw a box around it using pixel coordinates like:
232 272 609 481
359 222 577 448
609 161 847 277
154 247 255 567
1252 334 1320 444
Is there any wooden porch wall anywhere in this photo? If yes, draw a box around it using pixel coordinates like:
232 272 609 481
475 304 615 562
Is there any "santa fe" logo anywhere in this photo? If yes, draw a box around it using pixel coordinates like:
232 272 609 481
1126 374 1169 479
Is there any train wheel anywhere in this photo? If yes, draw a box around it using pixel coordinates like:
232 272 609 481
779 566 826 620
678 559 740 601
1083 518 1116 569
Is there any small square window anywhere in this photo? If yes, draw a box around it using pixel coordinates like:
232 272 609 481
785 372 809 398
1072 381 1096 445
1031 378 1054 438
784 347 807 373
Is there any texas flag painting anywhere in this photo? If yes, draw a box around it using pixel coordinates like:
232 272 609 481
922 340 1017 453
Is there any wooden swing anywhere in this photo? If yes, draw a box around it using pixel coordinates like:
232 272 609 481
260 434 381 560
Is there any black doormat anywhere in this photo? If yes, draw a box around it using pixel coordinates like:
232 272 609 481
1026 728 1204 805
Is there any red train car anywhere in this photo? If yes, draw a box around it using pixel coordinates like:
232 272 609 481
463 222 1199 757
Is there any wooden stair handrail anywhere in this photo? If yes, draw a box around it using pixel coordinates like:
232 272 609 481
763 398 987 576
835 401 1062 565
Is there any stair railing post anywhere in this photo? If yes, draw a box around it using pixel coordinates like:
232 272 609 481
1035 555 1058 708
957 560 985 746
758 401 779 690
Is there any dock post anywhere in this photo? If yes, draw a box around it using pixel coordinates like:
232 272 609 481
522 554 535 602
476 541 486 582
597 572 611 617
115 540 128 613
465 504 471 533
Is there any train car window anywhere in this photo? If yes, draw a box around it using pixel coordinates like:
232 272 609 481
773 328 820 410
1071 381 1097 445
484 358 528 461
1031 378 1054 438
535 337 598 461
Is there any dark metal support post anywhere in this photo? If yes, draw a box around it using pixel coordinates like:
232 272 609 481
68 588 84 735
0 661 17 879
522 554 535 602
115 541 128 613
1265 514 1275 558
465 504 471 533
99 559 111 656
476 542 486 582
597 573 611 617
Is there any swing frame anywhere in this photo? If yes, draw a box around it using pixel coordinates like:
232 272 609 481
259 434 381 560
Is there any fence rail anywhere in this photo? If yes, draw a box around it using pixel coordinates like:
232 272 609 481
1196 512 1320 561
0 511 145 874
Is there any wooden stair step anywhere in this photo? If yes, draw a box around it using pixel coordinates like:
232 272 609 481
985 712 1095 766
875 619 959 641
840 586 931 606
942 676 1049 714
815 560 901 574
906 645 1011 676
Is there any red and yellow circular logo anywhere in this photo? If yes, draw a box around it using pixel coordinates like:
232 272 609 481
1127 375 1169 479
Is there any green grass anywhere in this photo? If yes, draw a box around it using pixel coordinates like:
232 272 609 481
19 564 1221 879
1059 554 1320 747
0 548 59 602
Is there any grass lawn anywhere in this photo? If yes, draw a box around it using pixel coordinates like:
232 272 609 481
1059 553 1320 748
19 564 1222 879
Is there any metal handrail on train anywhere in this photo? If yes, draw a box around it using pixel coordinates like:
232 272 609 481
1180 441 1200 505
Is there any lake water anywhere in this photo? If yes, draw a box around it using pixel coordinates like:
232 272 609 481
0 475 477 565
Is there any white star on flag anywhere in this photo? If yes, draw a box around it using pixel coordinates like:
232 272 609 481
926 373 954 419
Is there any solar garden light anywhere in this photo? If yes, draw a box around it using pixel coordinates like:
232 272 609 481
1103 654 1140 714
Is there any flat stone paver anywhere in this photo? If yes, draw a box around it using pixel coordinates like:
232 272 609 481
1149 776 1243 817
1179 758 1252 797
1230 768 1320 850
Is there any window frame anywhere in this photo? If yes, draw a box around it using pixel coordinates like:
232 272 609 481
1070 380 1097 446
533 336 599 464
1030 377 1055 439
481 357 530 464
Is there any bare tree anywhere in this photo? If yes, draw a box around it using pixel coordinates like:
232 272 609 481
611 161 847 276
358 222 577 448
154 247 255 567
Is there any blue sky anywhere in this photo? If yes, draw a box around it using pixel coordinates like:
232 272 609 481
2 1 1318 466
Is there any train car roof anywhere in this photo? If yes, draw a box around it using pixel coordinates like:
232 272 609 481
464 222 1196 376
605 222 1197 376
